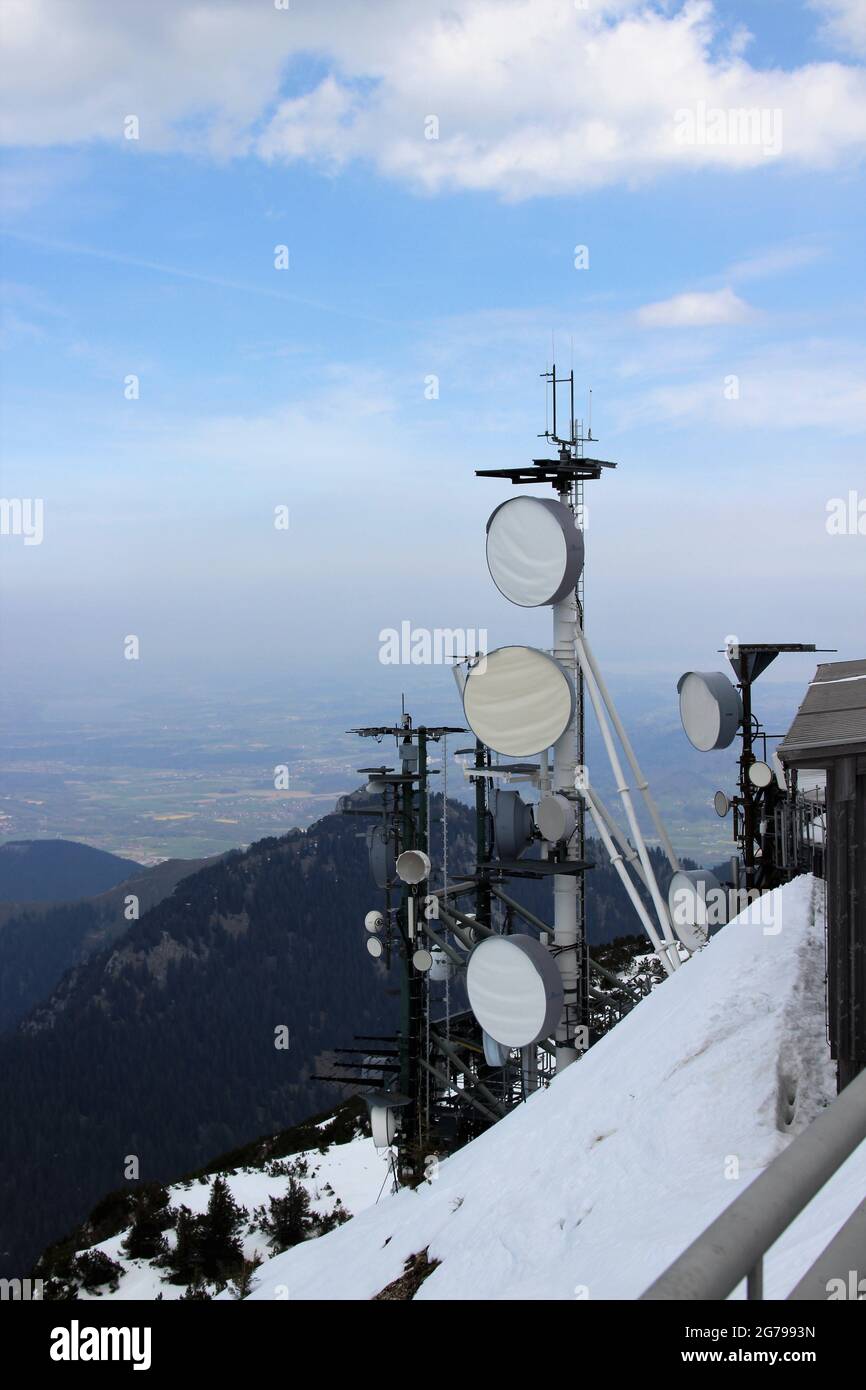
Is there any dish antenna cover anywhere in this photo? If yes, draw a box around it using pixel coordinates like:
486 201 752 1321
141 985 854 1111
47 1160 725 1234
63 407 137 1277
429 944 453 982
713 790 730 818
537 792 576 843
668 868 726 950
491 789 534 859
486 495 584 608
365 910 385 933
467 933 564 1048
460 645 575 758
370 1106 397 1148
677 671 743 752
368 825 396 888
748 760 773 789
396 848 432 885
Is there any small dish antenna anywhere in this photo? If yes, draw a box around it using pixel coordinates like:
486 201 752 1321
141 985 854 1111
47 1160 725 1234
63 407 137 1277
396 848 432 885
365 910 385 933
429 944 453 981
486 496 584 608
491 789 534 859
368 824 396 888
747 760 773 789
677 671 743 752
458 645 575 758
667 868 726 950
466 933 564 1048
366 936 384 959
713 790 730 818
537 792 576 843
412 947 433 973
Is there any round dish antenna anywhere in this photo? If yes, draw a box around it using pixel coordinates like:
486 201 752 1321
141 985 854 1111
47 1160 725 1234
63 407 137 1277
396 848 432 885
491 789 534 859
459 645 575 758
412 947 433 973
668 868 726 950
713 790 730 818
747 760 773 789
366 936 384 959
466 933 564 1048
429 944 453 981
677 671 743 752
537 792 576 843
368 825 396 888
486 495 584 608
364 909 385 933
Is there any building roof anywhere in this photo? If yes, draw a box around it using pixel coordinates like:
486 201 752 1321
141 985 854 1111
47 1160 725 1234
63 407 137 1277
777 659 866 766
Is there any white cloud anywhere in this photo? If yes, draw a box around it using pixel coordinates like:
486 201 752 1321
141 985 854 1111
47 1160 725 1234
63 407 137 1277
637 287 753 327
811 1 866 57
1 1 865 197
624 340 866 432
725 242 825 282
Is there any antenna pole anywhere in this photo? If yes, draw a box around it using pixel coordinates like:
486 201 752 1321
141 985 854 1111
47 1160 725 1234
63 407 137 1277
552 481 580 1068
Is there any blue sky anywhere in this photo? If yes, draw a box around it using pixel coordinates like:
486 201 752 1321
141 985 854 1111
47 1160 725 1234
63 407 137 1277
1 0 864 714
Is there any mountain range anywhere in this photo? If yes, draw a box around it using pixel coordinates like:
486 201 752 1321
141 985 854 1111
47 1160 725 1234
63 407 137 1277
0 796 693 1277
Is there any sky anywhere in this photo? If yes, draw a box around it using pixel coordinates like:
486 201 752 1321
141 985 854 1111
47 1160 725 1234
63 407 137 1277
1 0 864 717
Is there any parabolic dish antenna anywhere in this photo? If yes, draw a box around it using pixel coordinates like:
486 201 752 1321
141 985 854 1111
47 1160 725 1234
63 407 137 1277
486 495 584 608
491 788 534 859
677 671 743 752
466 933 564 1048
668 868 726 951
459 646 575 758
537 792 576 843
396 848 431 885
748 760 773 789
713 790 730 818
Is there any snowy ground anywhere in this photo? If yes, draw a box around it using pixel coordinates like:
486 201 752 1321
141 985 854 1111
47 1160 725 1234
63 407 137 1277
78 1135 392 1300
243 874 865 1300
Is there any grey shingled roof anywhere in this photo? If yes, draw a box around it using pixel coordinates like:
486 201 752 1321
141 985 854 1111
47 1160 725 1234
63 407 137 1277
777 659 866 764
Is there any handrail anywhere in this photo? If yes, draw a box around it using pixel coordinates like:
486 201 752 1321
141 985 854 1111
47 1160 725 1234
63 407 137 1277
641 1066 866 1300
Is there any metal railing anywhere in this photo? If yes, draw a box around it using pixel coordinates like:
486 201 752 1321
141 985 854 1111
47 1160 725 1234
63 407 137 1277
641 1066 866 1301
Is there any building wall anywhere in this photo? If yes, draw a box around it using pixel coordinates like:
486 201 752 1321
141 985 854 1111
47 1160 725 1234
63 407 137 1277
827 754 866 1089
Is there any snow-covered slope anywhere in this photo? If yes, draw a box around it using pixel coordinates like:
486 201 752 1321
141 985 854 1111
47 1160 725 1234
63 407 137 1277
246 874 865 1300
75 1131 390 1301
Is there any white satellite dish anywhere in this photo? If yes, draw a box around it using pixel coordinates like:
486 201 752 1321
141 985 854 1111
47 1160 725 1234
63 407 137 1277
459 646 575 758
491 788 534 859
748 760 773 789
370 1105 398 1149
713 790 730 818
366 936 384 959
668 868 726 950
677 671 743 752
396 848 431 885
429 944 453 981
537 792 576 843
412 947 433 973
466 933 564 1048
364 909 385 933
486 495 584 608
